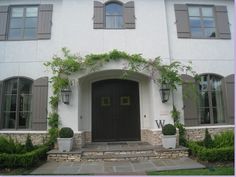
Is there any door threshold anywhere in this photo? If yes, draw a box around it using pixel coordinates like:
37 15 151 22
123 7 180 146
90 141 143 145
107 142 127 145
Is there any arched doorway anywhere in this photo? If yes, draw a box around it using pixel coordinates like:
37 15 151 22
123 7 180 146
92 79 140 142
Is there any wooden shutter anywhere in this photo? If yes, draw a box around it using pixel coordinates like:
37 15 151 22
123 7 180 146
174 4 191 38
38 4 53 39
181 74 199 126
124 1 135 29
94 1 104 29
222 74 234 124
215 6 231 39
0 81 3 129
32 77 48 130
0 6 8 41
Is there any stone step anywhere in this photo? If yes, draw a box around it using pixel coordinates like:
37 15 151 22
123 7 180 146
81 152 157 161
82 150 154 156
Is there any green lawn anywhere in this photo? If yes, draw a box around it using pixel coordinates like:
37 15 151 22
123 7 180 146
147 167 234 176
0 168 34 175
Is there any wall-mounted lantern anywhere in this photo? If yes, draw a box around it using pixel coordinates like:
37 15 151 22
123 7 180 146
159 82 170 103
61 86 71 104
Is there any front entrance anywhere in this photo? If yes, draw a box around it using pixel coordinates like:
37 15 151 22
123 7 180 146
92 79 140 142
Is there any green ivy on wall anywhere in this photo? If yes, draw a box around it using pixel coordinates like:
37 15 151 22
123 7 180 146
44 48 198 144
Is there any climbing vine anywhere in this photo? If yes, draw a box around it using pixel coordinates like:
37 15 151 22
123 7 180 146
44 48 198 144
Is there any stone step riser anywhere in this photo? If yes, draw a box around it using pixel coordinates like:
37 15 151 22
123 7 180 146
80 150 188 161
81 157 152 162
82 150 154 156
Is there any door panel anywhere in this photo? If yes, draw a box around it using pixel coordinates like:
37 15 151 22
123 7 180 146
92 79 140 142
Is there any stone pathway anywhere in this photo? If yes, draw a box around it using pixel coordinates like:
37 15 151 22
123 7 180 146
31 157 205 175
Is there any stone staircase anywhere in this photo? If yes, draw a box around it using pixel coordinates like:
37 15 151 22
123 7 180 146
47 142 189 162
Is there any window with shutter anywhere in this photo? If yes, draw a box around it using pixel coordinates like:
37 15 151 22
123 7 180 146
0 77 48 130
94 1 135 29
0 4 52 41
174 4 231 39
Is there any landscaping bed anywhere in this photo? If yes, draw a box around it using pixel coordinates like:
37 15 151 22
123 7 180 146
187 130 234 162
148 130 234 176
0 135 49 169
188 141 233 162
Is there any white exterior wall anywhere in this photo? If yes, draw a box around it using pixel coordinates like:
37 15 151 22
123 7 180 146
0 0 234 133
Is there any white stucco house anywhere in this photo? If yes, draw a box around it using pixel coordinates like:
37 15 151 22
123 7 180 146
0 0 234 147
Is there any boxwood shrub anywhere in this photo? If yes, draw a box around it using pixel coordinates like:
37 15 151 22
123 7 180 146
0 145 48 168
213 130 234 148
162 124 176 135
188 141 234 162
59 127 74 138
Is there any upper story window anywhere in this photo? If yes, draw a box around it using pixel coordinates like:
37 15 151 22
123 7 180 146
8 6 38 40
0 4 53 41
105 2 123 29
174 4 231 39
94 1 135 29
199 74 224 124
188 6 216 38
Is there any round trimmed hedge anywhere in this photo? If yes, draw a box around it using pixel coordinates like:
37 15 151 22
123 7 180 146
59 127 74 138
162 124 176 135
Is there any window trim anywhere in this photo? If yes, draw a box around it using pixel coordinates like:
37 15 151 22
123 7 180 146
187 4 218 39
7 5 39 41
2 77 33 130
198 73 226 125
104 1 124 29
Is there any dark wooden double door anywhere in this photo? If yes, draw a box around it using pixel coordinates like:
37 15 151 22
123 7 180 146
92 79 140 142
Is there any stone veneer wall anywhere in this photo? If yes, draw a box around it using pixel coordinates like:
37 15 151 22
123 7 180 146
141 129 179 146
0 132 48 145
141 129 162 145
0 131 91 148
73 131 91 148
185 126 234 141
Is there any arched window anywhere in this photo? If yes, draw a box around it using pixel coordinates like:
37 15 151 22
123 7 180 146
199 74 224 124
105 2 123 29
3 77 32 129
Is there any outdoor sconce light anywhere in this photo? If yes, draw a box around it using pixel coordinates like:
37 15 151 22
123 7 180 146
159 82 170 103
61 86 72 104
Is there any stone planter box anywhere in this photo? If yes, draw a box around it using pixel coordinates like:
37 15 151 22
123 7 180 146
162 135 177 149
57 137 73 152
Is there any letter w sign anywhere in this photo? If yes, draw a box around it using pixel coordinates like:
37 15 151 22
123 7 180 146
155 120 165 128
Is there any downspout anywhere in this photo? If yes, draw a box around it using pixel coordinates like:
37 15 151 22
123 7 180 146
164 0 175 107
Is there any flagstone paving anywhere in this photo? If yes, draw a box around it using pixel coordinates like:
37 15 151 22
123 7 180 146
31 157 205 175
